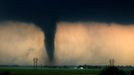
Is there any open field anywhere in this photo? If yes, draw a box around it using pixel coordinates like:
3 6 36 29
0 66 101 75
0 66 133 75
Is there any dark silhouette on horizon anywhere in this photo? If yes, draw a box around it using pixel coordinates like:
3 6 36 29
130 70 134 75
99 66 127 75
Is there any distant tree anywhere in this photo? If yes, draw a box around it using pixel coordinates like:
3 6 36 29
130 70 134 75
99 66 126 75
0 70 12 75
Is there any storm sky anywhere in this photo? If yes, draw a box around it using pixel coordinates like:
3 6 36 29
0 0 134 65
1 22 134 66
55 22 134 65
0 21 47 65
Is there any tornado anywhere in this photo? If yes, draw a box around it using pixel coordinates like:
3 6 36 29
37 16 57 64
45 20 56 64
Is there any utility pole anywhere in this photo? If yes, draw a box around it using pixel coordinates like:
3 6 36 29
109 58 115 66
33 57 38 68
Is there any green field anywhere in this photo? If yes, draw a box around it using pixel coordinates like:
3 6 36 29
0 66 101 75
0 66 133 75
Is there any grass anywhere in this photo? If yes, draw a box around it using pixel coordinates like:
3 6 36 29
0 66 101 75
0 66 133 75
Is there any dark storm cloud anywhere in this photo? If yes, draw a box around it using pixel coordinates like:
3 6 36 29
1 0 134 23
